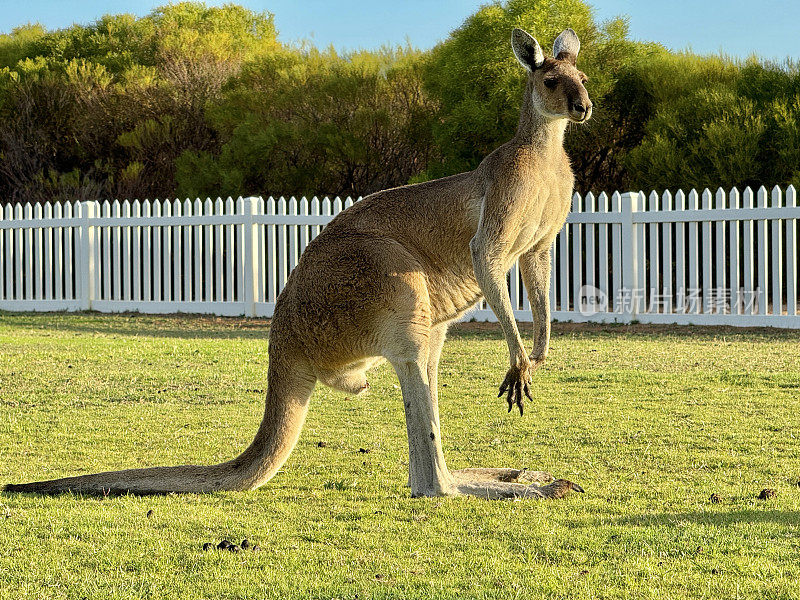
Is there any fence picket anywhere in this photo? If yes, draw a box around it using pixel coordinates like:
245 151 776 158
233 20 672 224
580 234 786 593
611 192 621 312
674 190 686 313
33 203 43 300
43 203 53 301
743 188 755 315
265 197 276 304
112 200 122 301
757 186 769 315
571 193 582 311
701 190 713 314
311 196 321 241
53 202 63 300
143 200 152 302
204 198 214 302
277 197 287 300
661 191 672 314
13 204 21 300
153 200 162 302
193 199 202 303
288 197 299 275
786 186 797 316
163 199 173 302
771 186 783 315
255 196 265 304
236 197 245 304
132 200 141 302
225 197 234 302
636 191 647 313
214 198 223 302
23 203 33 300
585 192 596 310
597 192 608 311
714 188 726 313
728 188 740 313
171 199 181 303
122 201 131 302
687 190 700 314
101 201 111 301
64 202 74 300
648 191 659 312
558 217 569 311
67 201 76 300
299 197 309 257
0 204 4 300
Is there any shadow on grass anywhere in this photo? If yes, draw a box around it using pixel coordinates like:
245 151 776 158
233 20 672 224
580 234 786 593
0 311 272 340
2 311 796 343
449 320 798 343
609 508 799 527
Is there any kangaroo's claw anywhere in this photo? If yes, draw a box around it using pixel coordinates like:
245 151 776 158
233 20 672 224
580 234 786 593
498 367 533 416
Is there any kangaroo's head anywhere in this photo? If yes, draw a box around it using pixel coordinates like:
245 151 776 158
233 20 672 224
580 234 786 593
511 28 592 123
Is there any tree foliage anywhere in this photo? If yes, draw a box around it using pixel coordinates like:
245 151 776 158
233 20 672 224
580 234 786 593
0 2 277 202
623 52 800 191
0 0 798 203
176 46 438 198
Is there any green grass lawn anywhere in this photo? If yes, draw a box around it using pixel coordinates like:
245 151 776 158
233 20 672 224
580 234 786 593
0 313 799 599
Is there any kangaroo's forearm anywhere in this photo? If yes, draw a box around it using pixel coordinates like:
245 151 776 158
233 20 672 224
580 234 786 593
520 249 552 362
471 250 526 366
529 287 550 360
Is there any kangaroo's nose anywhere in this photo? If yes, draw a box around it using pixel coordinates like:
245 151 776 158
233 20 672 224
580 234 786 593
570 101 592 121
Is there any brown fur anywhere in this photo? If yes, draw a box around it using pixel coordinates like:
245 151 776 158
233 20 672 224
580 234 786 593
5 29 591 499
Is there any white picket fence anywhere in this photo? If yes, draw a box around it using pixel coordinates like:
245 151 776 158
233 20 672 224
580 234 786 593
0 187 798 327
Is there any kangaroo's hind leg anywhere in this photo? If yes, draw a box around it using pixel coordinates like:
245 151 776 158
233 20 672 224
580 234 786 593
406 322 448 487
424 323 556 489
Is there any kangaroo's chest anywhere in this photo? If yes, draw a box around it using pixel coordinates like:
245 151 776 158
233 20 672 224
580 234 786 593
506 178 573 265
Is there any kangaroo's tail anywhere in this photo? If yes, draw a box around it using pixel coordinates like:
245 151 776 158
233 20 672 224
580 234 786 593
4 353 316 495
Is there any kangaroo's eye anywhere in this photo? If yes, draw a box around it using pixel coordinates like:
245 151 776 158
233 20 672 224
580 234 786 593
544 78 558 89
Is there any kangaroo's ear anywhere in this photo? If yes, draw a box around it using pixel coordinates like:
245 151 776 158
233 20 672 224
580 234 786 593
553 28 580 65
512 28 545 72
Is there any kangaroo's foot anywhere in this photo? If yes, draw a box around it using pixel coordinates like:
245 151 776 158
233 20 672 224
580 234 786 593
450 469 583 500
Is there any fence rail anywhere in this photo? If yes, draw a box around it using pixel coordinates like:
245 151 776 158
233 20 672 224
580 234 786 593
1 187 798 328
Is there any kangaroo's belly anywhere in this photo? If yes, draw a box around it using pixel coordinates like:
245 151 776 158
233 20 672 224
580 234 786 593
427 263 483 324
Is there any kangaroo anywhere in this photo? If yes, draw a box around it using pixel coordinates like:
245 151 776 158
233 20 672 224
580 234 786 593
6 28 592 499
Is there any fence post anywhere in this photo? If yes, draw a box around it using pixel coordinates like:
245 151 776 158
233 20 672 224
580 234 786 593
242 196 260 317
620 192 640 322
79 200 97 310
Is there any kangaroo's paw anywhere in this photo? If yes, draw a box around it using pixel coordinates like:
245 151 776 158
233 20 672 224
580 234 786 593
451 468 553 484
